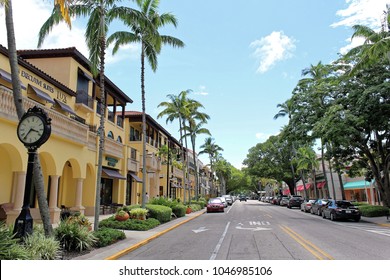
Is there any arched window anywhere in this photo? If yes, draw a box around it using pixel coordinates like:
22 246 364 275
117 136 122 143
107 131 114 139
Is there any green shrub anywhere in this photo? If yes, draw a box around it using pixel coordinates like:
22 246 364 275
146 204 172 223
54 220 97 252
118 204 141 213
191 204 202 212
358 205 390 217
23 225 61 260
130 208 149 219
99 217 160 231
0 222 28 260
93 228 126 248
190 200 206 208
172 204 186 217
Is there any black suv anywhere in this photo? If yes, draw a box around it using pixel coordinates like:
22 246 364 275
239 195 247 202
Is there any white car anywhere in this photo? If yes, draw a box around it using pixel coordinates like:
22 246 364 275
218 196 228 208
222 195 233 205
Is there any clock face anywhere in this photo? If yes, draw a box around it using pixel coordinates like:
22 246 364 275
17 114 45 145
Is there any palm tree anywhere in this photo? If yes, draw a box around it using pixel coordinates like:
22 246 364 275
199 137 223 196
157 90 192 203
184 118 211 200
108 0 184 208
295 146 319 200
347 5 390 74
38 0 142 230
301 61 331 198
1 0 59 237
274 99 299 194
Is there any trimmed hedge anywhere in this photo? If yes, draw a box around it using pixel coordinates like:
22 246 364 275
172 204 186 217
146 204 172 223
99 217 160 231
93 227 126 247
358 205 390 217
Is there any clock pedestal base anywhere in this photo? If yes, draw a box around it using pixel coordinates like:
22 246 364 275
13 208 33 238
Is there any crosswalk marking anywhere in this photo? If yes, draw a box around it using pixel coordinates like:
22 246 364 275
249 221 271 226
340 223 390 237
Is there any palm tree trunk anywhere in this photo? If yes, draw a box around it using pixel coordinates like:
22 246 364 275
320 139 330 198
6 0 53 237
191 138 199 200
94 3 106 230
141 44 147 208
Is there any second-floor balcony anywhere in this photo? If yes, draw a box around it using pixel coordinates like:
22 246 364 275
1 86 88 146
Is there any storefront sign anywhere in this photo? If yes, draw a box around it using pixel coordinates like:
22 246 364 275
105 156 118 167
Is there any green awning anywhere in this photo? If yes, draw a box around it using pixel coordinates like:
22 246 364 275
343 180 372 190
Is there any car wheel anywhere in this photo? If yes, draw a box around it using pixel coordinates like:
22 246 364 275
310 209 314 215
354 217 360 222
330 213 335 221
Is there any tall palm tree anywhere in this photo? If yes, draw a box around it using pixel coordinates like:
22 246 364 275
38 0 141 230
301 61 331 198
184 118 211 200
157 90 192 203
108 0 184 208
295 146 319 199
199 137 223 196
1 0 59 237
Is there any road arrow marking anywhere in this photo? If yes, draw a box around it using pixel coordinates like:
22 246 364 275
192 227 209 233
236 226 271 231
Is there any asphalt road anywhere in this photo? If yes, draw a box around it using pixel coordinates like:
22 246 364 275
118 199 390 260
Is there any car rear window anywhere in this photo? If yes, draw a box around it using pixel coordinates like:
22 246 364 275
210 198 222 203
335 201 353 208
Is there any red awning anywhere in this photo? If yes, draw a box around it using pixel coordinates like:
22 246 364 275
297 183 311 191
317 181 326 189
282 189 290 195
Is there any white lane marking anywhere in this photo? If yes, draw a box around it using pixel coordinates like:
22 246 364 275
192 227 209 233
210 221 231 260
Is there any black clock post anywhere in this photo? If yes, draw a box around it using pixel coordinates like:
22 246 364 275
14 106 51 238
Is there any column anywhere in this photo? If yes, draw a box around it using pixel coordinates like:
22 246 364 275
72 178 85 213
13 171 26 210
48 175 60 209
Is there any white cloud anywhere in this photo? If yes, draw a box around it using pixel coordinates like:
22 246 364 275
194 85 209 96
0 0 138 65
332 0 389 54
250 31 296 74
331 0 388 29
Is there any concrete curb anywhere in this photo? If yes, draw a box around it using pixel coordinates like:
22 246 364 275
105 210 206 260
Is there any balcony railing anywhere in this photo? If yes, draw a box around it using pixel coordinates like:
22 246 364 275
1 86 88 146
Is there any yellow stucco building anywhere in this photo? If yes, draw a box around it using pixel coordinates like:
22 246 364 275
0 45 209 226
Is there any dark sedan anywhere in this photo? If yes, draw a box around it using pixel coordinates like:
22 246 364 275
207 198 225 213
322 200 361 222
311 198 329 216
287 196 303 209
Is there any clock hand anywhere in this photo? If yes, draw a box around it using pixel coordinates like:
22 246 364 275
23 128 33 140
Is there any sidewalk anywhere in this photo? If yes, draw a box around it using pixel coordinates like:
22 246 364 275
72 209 206 260
360 215 390 227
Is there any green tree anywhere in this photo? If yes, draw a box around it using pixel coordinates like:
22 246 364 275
108 0 184 207
294 146 319 199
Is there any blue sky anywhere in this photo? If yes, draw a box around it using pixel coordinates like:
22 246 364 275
1 0 389 169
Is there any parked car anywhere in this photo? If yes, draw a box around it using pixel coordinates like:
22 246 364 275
239 195 247 202
287 196 303 208
218 196 228 207
207 198 225 213
275 195 289 205
322 200 361 222
301 199 316 212
311 198 329 216
222 195 233 205
280 197 289 206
